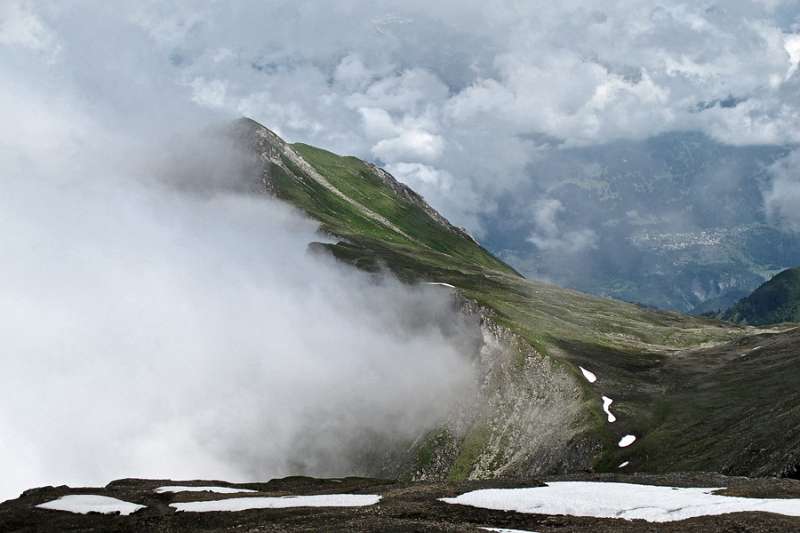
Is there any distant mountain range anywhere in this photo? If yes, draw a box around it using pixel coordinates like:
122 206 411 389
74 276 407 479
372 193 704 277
485 132 800 314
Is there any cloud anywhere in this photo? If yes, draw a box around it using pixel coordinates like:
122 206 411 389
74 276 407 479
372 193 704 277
526 199 598 254
764 150 800 231
371 129 444 162
16 0 793 235
0 5 479 501
783 33 800 80
188 77 228 108
0 1 58 54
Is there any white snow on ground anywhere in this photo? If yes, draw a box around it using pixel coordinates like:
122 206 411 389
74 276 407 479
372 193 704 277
36 495 145 515
579 366 597 383
601 396 616 422
482 528 540 532
441 481 800 523
155 486 257 494
170 494 381 512
618 461 630 468
618 434 636 447
425 282 456 289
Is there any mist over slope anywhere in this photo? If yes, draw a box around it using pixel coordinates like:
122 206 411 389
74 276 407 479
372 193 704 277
226 117 800 484
0 127 479 502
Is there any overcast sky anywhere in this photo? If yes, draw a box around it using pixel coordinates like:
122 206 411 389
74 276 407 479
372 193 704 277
4 0 800 234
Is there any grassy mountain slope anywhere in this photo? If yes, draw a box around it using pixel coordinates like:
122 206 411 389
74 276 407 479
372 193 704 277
229 117 800 480
721 267 800 325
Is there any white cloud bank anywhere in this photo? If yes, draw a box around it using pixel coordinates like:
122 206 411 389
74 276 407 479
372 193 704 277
0 130 478 502
7 0 798 234
0 3 477 502
764 149 800 231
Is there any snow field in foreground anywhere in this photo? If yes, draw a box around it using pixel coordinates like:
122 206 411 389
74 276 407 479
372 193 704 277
482 528 540 532
441 481 800 522
170 494 381 512
155 486 257 494
36 495 145 515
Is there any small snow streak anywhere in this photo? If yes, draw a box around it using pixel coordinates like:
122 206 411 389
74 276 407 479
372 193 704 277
481 527 536 533
579 366 597 383
618 461 630 468
602 396 616 422
619 435 637 447
155 486 257 494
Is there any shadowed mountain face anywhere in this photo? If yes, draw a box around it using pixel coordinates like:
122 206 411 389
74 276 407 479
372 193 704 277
484 132 800 314
720 267 800 326
220 118 800 481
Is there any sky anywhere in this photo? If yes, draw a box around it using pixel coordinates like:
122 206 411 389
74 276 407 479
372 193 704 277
4 1 800 234
0 0 487 501
3 0 800 499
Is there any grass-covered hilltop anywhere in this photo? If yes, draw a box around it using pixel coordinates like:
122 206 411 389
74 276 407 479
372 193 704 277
230 117 800 481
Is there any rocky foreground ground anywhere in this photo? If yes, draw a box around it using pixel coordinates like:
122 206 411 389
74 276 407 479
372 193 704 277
4 473 800 532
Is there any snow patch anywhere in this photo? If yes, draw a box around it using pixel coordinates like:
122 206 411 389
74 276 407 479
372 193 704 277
36 495 145 515
618 434 636 447
618 461 630 468
601 396 616 422
170 494 381 512
579 366 597 383
425 282 456 289
442 482 800 522
155 486 257 494
481 527 536 533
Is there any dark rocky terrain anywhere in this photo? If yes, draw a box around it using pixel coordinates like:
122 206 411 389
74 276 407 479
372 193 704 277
5 474 800 532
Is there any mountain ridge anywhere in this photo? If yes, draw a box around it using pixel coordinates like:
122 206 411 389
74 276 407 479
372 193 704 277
226 116 800 482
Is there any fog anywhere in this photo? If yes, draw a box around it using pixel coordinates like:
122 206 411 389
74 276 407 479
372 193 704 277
0 106 477 503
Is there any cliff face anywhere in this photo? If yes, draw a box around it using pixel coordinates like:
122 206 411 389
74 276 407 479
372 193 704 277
404 300 594 481
226 118 593 479
225 116 800 481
